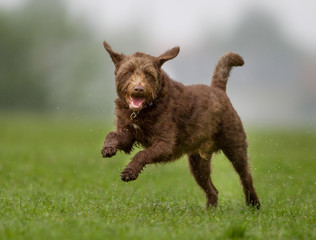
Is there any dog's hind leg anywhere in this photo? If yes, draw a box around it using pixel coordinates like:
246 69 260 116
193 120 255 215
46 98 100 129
218 109 260 209
188 154 218 209
221 143 260 209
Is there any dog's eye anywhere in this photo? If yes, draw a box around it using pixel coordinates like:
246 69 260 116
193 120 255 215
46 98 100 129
127 71 132 76
146 73 152 78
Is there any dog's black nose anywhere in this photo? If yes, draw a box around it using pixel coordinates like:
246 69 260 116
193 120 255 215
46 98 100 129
134 86 144 92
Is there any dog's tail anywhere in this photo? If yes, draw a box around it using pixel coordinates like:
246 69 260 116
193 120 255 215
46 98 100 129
211 52 244 91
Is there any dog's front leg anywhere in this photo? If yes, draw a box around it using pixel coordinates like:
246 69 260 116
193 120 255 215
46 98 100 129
101 129 134 158
121 141 174 182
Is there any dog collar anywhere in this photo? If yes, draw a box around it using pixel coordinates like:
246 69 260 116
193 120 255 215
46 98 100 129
130 101 154 120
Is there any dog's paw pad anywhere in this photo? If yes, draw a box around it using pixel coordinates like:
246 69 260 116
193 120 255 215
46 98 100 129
120 168 138 182
101 146 117 158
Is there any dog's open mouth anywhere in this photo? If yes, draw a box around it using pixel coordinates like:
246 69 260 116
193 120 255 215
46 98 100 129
128 96 146 110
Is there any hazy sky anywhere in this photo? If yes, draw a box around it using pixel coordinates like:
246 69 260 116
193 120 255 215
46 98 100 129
1 0 316 52
69 0 316 52
1 0 315 124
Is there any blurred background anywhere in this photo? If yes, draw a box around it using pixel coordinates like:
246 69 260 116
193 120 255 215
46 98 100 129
1 0 315 127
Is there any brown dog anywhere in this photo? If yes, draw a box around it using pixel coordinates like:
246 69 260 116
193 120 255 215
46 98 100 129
101 41 260 209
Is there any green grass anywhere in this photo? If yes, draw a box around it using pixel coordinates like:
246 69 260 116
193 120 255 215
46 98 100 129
0 113 315 240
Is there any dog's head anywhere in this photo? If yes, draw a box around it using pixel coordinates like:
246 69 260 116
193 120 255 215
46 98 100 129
103 41 180 111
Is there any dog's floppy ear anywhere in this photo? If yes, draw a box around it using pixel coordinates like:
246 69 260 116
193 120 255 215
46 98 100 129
103 41 124 65
157 46 180 67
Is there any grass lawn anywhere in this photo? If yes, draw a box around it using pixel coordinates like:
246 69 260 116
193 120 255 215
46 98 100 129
0 113 315 239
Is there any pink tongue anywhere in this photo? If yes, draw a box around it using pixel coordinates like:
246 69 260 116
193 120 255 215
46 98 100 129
129 97 145 109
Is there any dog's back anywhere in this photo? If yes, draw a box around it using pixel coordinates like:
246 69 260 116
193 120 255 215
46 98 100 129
165 74 240 158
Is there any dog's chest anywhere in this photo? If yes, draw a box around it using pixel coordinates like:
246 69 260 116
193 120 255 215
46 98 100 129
129 122 153 147
131 123 140 130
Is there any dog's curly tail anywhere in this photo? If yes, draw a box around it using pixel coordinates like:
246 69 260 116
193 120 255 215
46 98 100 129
211 52 244 91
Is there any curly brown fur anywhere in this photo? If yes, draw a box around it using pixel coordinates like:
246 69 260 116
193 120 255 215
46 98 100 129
101 41 260 209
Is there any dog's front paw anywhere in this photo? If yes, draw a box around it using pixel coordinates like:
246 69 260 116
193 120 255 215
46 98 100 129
120 167 139 182
101 146 117 158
